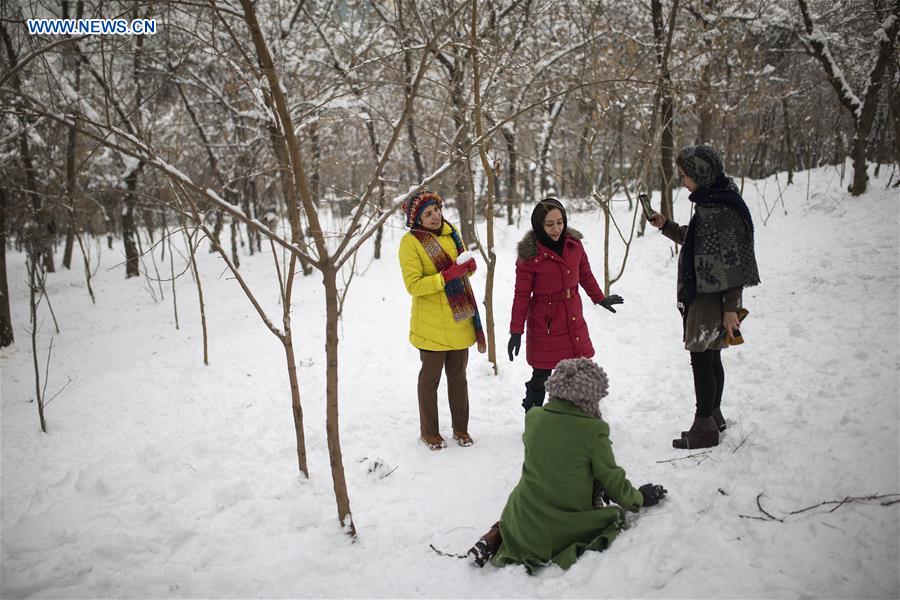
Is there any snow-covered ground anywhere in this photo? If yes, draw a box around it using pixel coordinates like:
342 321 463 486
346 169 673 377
2 164 898 598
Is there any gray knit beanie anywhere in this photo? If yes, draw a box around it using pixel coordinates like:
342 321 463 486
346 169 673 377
675 144 724 189
544 357 609 419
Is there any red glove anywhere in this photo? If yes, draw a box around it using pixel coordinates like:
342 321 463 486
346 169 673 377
442 259 475 284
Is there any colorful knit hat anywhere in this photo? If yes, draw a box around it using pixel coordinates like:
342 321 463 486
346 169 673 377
675 145 724 189
402 190 443 228
545 357 609 418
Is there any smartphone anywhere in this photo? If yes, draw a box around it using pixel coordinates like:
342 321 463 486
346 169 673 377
638 193 654 219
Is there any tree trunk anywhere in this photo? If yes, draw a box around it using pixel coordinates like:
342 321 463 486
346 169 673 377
209 211 224 253
62 224 76 269
453 80 476 243
782 97 795 185
750 105 776 179
122 168 141 278
575 115 591 198
309 120 321 205
61 0 83 271
502 126 517 225
659 91 675 218
280 242 309 478
535 99 565 199
181 219 208 365
696 68 712 145
242 177 259 255
283 336 308 477
62 118 78 269
891 64 900 173
0 187 13 347
28 257 46 432
322 264 354 534
2 23 54 273
850 81 888 193
470 0 497 373
267 121 313 275
241 0 339 516
651 0 679 219
230 219 240 269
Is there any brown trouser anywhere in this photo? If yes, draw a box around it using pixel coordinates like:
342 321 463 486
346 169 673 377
418 349 469 437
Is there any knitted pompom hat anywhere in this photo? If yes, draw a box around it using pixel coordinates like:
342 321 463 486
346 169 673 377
675 144 724 190
545 357 609 418
402 190 443 228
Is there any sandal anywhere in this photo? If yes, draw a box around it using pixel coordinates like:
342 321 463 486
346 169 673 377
453 431 474 447
421 434 447 451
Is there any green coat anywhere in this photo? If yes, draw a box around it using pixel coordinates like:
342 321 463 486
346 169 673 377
492 399 644 572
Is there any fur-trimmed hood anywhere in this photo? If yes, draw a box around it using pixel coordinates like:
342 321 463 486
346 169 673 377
517 228 584 260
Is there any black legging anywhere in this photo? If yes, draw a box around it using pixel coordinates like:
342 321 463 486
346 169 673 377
690 350 724 418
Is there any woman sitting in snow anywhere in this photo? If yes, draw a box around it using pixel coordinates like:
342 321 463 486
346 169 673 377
467 358 667 572
648 145 760 450
507 197 623 412
398 190 486 451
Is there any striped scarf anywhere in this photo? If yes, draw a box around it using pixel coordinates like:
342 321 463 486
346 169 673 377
411 223 486 353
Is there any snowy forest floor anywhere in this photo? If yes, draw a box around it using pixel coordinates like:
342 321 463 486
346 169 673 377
2 164 899 599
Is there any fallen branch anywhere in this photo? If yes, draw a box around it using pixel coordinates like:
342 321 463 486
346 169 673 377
730 437 748 454
656 449 712 464
739 492 900 522
755 493 785 522
429 544 467 560
788 493 900 515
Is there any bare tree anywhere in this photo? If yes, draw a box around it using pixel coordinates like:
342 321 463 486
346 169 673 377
796 0 900 195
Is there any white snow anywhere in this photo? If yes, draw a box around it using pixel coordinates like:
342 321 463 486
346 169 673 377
1 165 898 598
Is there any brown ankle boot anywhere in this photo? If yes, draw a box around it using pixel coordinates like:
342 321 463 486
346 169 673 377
467 522 501 568
673 416 719 449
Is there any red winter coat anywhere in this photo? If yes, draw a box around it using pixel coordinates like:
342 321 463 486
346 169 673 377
510 229 606 370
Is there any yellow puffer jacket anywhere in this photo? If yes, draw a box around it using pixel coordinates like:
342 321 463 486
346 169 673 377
399 222 477 351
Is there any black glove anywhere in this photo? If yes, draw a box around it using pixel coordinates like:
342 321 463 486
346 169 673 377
597 294 624 313
507 333 521 362
639 483 667 507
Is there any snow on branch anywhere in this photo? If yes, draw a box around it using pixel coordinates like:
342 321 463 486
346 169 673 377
802 25 862 120
796 0 900 123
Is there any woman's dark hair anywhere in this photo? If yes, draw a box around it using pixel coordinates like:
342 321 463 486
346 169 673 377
530 197 567 234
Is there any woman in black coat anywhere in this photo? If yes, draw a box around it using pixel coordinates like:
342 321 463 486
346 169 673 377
649 145 760 449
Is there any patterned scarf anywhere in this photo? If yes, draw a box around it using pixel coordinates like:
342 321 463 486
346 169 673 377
411 222 486 353
680 175 759 309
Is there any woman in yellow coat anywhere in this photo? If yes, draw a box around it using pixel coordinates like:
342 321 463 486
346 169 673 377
399 190 486 450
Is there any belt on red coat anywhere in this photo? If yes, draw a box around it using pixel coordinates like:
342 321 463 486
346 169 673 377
532 287 576 334
532 287 576 302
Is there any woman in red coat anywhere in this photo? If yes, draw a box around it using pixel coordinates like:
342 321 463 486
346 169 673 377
507 198 623 411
